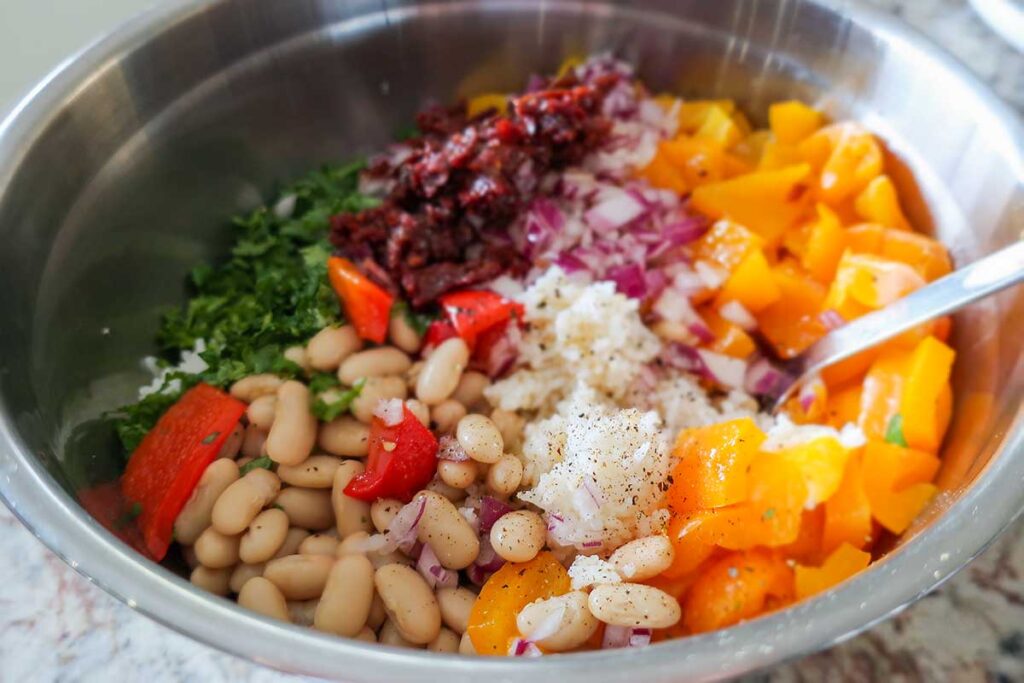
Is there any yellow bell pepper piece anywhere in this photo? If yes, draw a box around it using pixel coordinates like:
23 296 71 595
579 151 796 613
694 105 744 149
854 175 911 230
466 93 508 118
899 336 956 452
794 543 871 599
769 100 824 145
718 249 782 312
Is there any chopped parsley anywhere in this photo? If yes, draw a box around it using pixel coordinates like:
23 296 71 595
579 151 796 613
239 455 276 476
391 299 439 337
885 414 908 447
109 162 376 455
313 378 365 422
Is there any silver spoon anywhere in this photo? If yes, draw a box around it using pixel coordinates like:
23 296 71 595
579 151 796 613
774 239 1024 412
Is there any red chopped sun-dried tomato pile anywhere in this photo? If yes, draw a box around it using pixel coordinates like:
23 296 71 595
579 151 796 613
329 72 624 307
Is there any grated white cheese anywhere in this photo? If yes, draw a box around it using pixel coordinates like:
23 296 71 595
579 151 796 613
568 555 622 590
762 414 866 452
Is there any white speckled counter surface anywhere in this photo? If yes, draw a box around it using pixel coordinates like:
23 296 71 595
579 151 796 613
1 1 1022 681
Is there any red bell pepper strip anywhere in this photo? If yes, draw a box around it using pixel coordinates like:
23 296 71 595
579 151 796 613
344 405 439 502
327 256 394 344
438 290 524 350
78 481 148 554
121 383 246 560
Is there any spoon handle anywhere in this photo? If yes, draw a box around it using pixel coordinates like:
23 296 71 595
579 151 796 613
794 239 1024 380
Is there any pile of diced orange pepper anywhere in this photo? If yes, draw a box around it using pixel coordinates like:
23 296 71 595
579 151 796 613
640 98 955 636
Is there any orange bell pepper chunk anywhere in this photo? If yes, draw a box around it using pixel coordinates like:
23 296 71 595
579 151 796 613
669 418 766 512
823 453 873 553
824 250 925 321
801 203 848 283
717 249 782 313
794 543 871 599
327 256 395 344
861 440 939 534
846 224 952 282
663 511 720 579
640 145 689 195
755 262 828 359
759 140 806 170
854 175 911 230
821 347 879 388
802 123 884 204
826 382 863 428
845 223 885 252
694 104 745 149
467 551 571 656
899 336 956 452
691 164 813 244
691 219 765 271
780 506 826 565
676 99 736 133
661 136 731 188
769 100 824 145
700 305 757 359
682 549 794 634
774 436 853 508
732 130 772 167
858 348 912 441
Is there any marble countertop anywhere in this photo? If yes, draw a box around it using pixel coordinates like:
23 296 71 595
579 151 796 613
1 1 1022 681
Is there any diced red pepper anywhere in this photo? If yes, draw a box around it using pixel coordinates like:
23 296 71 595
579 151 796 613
327 256 394 344
344 405 439 502
78 480 147 554
439 290 524 350
470 318 519 378
422 320 459 350
121 383 246 560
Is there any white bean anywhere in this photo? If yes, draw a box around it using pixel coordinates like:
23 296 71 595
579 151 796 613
430 399 467 434
415 492 479 569
374 564 441 645
378 619 419 648
587 584 681 629
459 632 476 655
368 593 387 630
275 487 334 531
405 399 430 427
355 626 377 643
175 459 240 545
230 374 284 403
194 526 241 569
277 454 342 489
437 460 478 489
424 477 466 504
389 314 423 354
307 325 362 372
516 591 598 652
266 380 317 466
272 528 310 559
288 599 319 627
314 554 375 637
238 576 290 622
455 414 503 464
229 563 265 594
485 454 523 497
283 345 311 373
190 565 232 596
211 468 281 535
318 416 370 457
489 510 545 563
239 508 290 564
331 460 373 538
436 586 476 634
246 395 276 430
370 498 403 533
428 628 460 653
608 535 675 582
415 338 469 405
263 554 335 600
339 347 412 386
350 376 408 424
299 533 340 556
489 409 524 451
452 372 490 410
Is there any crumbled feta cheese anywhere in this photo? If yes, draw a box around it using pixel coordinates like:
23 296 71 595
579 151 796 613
568 555 622 590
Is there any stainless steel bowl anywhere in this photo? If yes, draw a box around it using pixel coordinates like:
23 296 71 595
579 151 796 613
0 1 1021 680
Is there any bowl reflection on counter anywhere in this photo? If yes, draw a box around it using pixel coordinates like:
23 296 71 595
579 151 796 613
0 1 1022 681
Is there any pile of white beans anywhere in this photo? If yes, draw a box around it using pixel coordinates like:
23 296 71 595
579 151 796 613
177 316 681 654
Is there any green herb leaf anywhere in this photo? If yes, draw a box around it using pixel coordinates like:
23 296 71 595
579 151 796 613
239 455 276 475
885 414 908 447
308 371 342 395
110 162 373 453
201 431 221 445
761 507 776 521
313 378 366 421
115 502 143 529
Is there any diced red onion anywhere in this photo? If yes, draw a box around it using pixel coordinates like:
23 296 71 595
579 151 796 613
416 543 458 589
744 357 795 400
696 348 747 389
694 260 727 289
509 638 544 657
584 191 646 232
719 300 757 330
629 628 653 647
819 308 846 330
459 506 480 534
473 535 506 573
646 217 707 259
581 540 603 549
607 263 648 299
437 435 470 461
602 625 653 649
799 383 817 413
545 513 564 532
386 497 426 554
373 398 405 426
524 198 565 257
479 496 513 534
466 563 491 586
553 251 588 273
671 268 705 296
521 603 566 643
